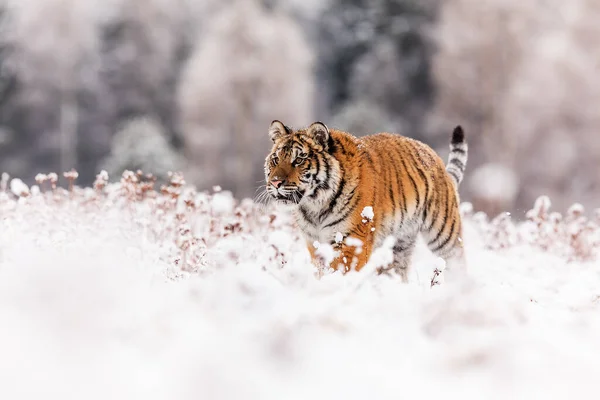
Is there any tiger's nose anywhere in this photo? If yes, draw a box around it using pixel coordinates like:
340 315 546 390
270 179 285 189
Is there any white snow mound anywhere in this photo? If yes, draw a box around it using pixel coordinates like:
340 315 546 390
0 175 599 400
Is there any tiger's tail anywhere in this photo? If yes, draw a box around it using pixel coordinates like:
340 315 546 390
446 125 468 186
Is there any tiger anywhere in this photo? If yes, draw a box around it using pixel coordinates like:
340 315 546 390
263 120 468 281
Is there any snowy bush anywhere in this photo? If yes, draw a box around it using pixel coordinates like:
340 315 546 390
465 195 600 262
1 170 600 399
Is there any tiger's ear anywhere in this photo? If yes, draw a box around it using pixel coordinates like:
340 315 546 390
268 120 290 142
306 122 329 149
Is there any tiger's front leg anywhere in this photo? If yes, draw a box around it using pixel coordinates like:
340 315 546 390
330 238 372 273
306 232 373 274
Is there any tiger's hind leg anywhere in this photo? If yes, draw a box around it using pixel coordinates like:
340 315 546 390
436 240 467 283
422 215 468 283
377 233 418 283
393 236 418 283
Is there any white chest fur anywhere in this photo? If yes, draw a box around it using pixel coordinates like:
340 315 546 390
293 205 351 245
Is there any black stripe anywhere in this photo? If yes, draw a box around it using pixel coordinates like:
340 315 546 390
319 171 346 220
288 140 300 154
327 135 336 154
388 185 396 212
314 154 322 180
405 148 429 213
361 149 376 171
322 155 331 183
423 187 435 228
312 156 332 199
370 191 376 220
399 155 420 214
338 140 348 156
451 147 466 155
395 152 408 219
427 218 445 247
423 182 431 217
399 182 407 221
291 140 302 152
450 159 465 171
448 170 460 183
332 137 348 157
387 149 402 227
432 217 457 253
299 206 315 225
323 194 361 229
308 158 317 180
309 155 323 199
384 148 396 210
417 171 429 212
426 186 441 231
428 192 454 245
427 216 448 247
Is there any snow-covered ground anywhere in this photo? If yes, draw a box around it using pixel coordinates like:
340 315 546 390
1 172 600 400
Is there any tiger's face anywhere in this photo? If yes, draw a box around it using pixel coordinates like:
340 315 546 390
264 120 333 205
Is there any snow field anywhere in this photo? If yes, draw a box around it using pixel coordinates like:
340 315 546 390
1 173 600 399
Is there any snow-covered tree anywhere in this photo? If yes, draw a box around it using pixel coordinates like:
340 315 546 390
101 116 185 182
0 0 103 181
98 0 192 149
316 0 439 136
329 100 396 136
0 0 194 184
429 0 600 215
178 0 316 197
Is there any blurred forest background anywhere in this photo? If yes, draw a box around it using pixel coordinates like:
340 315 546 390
0 0 598 217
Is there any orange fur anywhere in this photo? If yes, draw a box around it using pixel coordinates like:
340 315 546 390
264 121 468 280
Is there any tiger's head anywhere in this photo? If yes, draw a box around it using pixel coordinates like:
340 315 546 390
264 120 339 206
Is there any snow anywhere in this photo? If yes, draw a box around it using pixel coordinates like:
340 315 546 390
210 190 235 215
345 236 364 248
361 205 374 221
10 178 29 197
0 174 600 400
314 242 336 267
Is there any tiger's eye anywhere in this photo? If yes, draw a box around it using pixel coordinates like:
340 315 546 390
294 155 308 166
